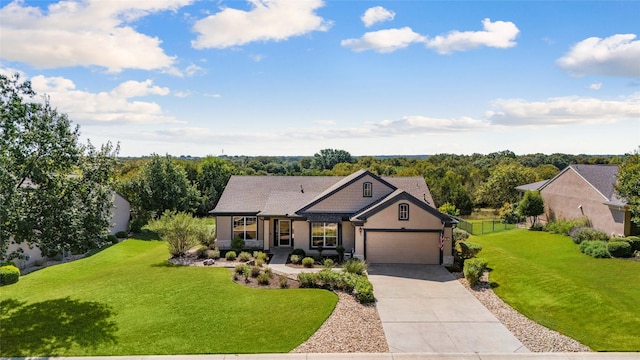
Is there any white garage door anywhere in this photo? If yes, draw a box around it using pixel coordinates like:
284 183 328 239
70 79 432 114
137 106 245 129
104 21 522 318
366 232 440 264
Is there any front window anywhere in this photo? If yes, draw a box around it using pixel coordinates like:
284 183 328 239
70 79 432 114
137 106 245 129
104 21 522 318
399 203 409 220
233 216 257 240
363 182 372 197
311 222 338 248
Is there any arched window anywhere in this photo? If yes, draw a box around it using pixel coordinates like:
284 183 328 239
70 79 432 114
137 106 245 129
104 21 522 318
398 203 409 220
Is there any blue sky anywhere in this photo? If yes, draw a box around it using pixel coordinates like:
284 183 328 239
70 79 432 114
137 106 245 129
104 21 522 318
1 0 639 157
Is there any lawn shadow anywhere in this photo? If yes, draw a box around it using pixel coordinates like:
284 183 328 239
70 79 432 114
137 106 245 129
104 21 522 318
0 297 118 356
151 260 182 268
131 230 161 240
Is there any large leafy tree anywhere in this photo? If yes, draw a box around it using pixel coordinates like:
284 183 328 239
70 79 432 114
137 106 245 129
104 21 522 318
119 154 201 226
616 147 640 225
311 148 353 171
475 162 536 208
195 156 236 216
1 74 119 260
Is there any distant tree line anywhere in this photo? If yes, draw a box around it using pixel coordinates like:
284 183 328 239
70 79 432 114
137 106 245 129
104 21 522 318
114 148 628 227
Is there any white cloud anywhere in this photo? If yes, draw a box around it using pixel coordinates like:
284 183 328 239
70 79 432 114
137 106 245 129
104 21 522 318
485 94 640 126
0 0 192 72
425 18 519 54
589 82 603 90
174 90 192 98
204 93 222 98
374 116 491 133
361 6 395 27
185 64 205 77
29 75 181 124
341 27 426 53
191 0 332 49
557 34 640 78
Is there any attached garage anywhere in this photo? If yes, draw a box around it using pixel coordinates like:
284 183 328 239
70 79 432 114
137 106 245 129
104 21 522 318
365 231 441 264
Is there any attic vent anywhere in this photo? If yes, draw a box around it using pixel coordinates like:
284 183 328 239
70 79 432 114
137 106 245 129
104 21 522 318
300 185 304 193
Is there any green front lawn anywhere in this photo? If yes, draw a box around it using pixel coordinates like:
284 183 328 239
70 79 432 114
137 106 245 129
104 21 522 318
0 240 338 356
473 229 640 351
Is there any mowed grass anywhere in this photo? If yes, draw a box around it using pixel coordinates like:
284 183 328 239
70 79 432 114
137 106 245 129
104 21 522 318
0 240 338 356
473 229 640 351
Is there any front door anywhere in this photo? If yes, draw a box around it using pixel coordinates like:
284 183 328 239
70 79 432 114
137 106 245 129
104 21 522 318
277 220 291 247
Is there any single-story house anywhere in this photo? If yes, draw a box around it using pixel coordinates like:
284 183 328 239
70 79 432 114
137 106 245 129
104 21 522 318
5 191 131 269
210 169 457 264
517 164 637 237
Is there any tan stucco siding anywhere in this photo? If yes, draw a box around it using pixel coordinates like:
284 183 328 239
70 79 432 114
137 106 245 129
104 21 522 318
342 221 355 253
293 221 310 252
364 200 443 229
541 169 625 236
215 216 232 240
306 175 394 212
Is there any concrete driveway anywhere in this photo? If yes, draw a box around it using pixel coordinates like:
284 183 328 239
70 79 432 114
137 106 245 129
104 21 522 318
368 264 528 353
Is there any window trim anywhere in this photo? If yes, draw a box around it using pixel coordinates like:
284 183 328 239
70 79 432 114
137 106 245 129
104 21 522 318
232 216 258 241
363 182 373 197
398 203 409 221
310 222 339 248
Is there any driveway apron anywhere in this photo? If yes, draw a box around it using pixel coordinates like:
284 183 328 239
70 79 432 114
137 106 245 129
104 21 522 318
368 264 528 353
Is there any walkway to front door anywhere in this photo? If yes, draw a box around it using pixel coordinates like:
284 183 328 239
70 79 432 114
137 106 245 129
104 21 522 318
368 264 528 353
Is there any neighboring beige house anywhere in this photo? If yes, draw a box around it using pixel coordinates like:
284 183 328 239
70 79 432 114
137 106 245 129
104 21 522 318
6 191 130 269
517 164 637 237
210 169 457 264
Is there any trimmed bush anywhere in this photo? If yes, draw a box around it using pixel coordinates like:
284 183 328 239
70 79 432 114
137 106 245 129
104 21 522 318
234 263 247 275
250 265 261 277
297 272 318 288
291 248 306 257
206 249 220 259
238 251 252 262
257 273 270 285
264 267 273 278
453 228 470 242
301 257 315 268
231 237 245 252
336 245 346 262
608 241 632 258
545 217 590 235
580 241 611 258
323 258 334 268
463 258 488 285
623 236 640 252
455 241 482 261
354 277 375 304
254 251 269 262
570 227 610 244
343 258 367 275
115 230 128 238
107 234 119 245
290 254 301 264
0 265 20 286
225 251 237 261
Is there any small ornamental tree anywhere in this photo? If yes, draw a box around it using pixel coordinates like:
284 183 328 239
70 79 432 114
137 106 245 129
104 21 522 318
499 202 522 224
518 190 545 228
438 202 460 217
146 211 209 257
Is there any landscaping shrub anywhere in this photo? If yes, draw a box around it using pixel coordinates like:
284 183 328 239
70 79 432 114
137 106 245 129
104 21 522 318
337 272 359 293
291 248 306 257
254 251 269 262
107 234 119 245
234 264 247 275
297 272 318 288
302 257 315 268
455 241 482 261
290 254 301 264
115 230 128 238
206 249 220 259
225 251 237 261
257 273 270 285
250 265 261 277
453 228 470 242
623 236 640 252
570 227 610 244
231 237 245 253
463 258 488 285
146 212 205 257
608 241 632 258
264 267 273 278
279 274 289 288
343 258 367 275
317 269 339 289
238 251 252 262
255 258 265 267
336 245 345 262
323 258 334 268
580 241 611 258
354 277 375 304
0 265 20 286
545 217 590 235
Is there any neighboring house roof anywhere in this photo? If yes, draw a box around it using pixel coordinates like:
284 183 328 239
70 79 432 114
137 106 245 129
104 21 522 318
539 164 625 206
211 170 437 217
515 180 548 192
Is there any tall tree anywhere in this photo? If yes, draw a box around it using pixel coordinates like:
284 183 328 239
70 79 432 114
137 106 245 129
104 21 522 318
475 163 536 208
311 149 353 170
616 147 640 225
119 154 202 226
195 156 236 216
517 190 545 227
1 74 119 260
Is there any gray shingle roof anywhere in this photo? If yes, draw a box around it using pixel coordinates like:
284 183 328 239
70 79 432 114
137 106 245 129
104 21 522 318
515 180 549 192
211 170 436 216
570 164 619 201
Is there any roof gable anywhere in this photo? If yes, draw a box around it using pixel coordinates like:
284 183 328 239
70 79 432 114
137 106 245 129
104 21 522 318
352 190 455 224
540 164 620 202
